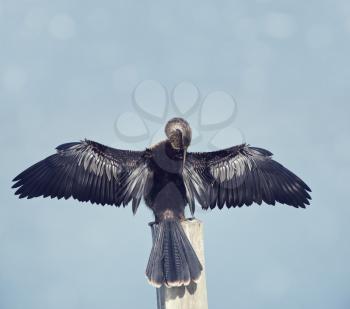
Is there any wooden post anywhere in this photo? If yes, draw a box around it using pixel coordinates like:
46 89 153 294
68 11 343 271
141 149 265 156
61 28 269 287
149 219 208 309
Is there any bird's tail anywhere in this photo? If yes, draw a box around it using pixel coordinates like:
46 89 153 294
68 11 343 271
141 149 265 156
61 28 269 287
146 219 203 287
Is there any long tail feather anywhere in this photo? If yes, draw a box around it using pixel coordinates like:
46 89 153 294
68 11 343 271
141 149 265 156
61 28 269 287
146 220 202 287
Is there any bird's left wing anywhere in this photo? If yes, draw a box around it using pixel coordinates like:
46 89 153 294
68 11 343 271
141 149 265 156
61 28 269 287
12 139 153 213
183 144 311 213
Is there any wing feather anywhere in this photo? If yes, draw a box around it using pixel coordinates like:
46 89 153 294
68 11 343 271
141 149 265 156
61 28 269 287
12 139 152 212
184 144 311 211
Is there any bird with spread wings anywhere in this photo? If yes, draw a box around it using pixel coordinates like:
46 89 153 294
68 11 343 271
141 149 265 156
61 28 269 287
12 117 311 287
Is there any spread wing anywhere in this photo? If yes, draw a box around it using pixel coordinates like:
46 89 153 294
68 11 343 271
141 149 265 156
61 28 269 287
183 144 311 213
12 139 153 213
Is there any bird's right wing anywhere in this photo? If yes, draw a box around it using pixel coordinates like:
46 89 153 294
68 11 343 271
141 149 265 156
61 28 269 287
183 144 311 213
12 139 153 213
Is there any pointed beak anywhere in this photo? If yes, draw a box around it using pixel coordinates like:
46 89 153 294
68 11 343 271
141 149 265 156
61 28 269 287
182 147 187 169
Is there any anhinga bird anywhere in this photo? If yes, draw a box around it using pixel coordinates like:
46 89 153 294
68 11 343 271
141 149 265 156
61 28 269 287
12 117 311 287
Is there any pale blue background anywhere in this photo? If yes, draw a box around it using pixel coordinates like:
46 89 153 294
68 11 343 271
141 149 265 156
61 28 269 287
1 0 350 308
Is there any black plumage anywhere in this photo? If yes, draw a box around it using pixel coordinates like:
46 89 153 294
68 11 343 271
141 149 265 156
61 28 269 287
12 117 311 287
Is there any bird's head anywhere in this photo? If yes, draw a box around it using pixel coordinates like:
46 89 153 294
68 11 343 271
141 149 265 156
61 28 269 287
165 117 192 165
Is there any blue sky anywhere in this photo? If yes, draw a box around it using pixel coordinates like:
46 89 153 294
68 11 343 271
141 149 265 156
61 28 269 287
1 0 350 308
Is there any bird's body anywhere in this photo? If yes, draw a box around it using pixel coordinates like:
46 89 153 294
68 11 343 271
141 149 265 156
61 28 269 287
12 117 311 287
145 140 187 222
